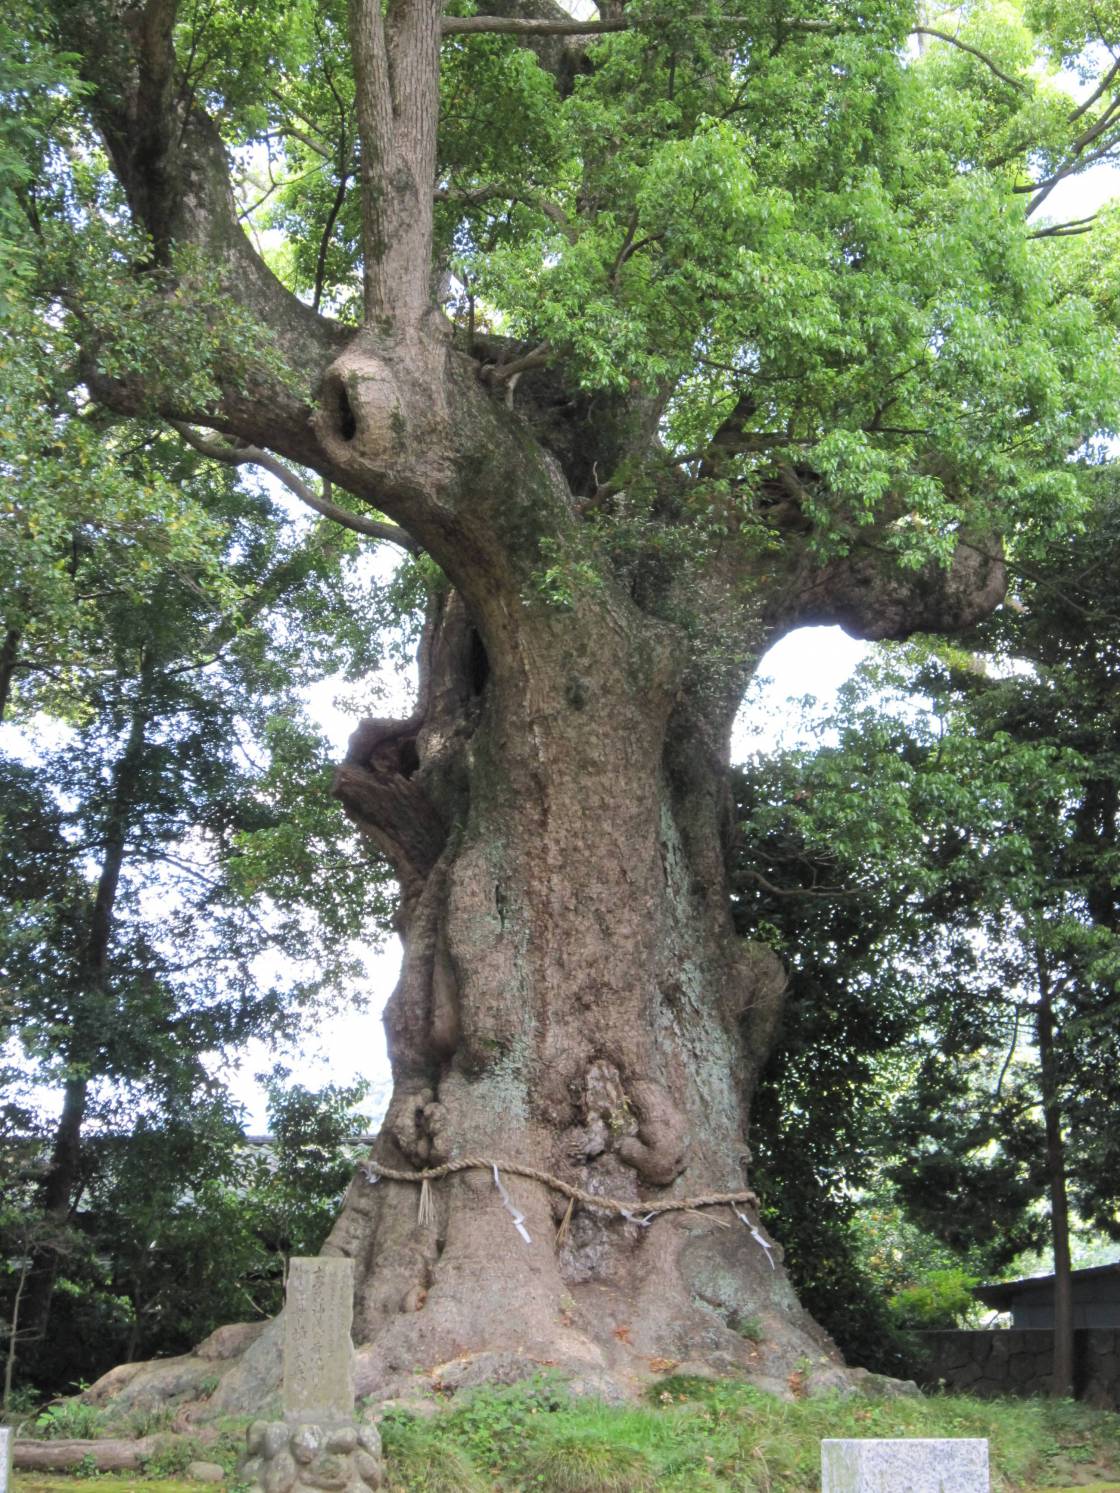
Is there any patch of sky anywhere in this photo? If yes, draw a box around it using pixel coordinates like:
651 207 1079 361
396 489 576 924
732 625 871 761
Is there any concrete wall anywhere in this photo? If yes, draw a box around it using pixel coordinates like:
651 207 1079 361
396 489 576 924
917 1329 1120 1409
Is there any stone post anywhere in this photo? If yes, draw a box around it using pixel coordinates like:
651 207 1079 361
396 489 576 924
283 1258 355 1423
243 1258 383 1493
0 1426 11 1493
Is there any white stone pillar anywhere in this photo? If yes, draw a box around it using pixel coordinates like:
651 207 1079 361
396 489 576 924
821 1437 989 1491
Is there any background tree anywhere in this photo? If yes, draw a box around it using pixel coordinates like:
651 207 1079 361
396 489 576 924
0 416 398 1391
737 494 1120 1393
1 1081 373 1401
4 0 1120 1403
890 497 1120 1397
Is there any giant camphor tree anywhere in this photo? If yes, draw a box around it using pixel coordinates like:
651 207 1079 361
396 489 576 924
8 0 1120 1404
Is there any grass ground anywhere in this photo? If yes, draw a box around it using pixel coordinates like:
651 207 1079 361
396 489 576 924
11 1375 1120 1490
375 1374 1120 1491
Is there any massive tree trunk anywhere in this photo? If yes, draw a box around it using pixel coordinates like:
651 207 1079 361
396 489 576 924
54 0 1012 1414
200 328 1001 1407
320 585 811 1399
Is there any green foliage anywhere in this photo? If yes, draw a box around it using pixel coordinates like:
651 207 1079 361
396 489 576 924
850 1191 989 1307
1 233 398 1386
0 1384 40 1423
0 1076 372 1398
0 9 84 299
102 0 1120 585
527 537 605 610
382 1418 490 1493
733 1315 764 1344
243 1077 372 1274
140 1436 210 1479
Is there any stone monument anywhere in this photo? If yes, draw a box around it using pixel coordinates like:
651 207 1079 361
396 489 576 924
242 1258 383 1493
0 1426 11 1493
821 1437 989 1492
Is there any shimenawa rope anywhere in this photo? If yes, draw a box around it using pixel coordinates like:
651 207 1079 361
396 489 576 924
358 1154 769 1256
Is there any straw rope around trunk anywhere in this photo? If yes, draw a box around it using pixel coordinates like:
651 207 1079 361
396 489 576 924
358 1155 761 1232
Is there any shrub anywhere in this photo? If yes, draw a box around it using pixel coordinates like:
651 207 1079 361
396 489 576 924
890 1268 979 1329
32 1399 107 1439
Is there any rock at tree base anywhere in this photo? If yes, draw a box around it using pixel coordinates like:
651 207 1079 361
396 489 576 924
242 1420 382 1493
241 1257 383 1493
821 1437 989 1492
1 1428 12 1493
186 1461 226 1483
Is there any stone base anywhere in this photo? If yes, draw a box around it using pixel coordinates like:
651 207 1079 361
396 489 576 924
821 1437 989 1492
242 1420 382 1493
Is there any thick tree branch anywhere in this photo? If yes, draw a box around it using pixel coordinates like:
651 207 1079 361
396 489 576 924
441 13 842 35
478 341 552 385
132 0 180 259
53 0 344 414
1017 95 1120 215
442 14 629 34
170 423 417 551
912 28 1026 91
780 534 1008 642
1028 215 1097 239
1070 57 1120 122
349 0 394 317
279 124 336 162
740 867 854 899
436 183 575 239
1022 137 1120 216
443 10 1022 89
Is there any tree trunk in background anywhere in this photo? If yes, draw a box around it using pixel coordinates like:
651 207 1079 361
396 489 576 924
1037 981 1075 1399
21 678 151 1352
0 628 20 723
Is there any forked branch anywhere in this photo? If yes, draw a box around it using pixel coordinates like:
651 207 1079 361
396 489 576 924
911 27 1026 90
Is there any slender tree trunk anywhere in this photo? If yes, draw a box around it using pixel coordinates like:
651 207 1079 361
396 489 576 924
1036 969 1075 1399
125 1293 142 1365
2 1250 31 1410
0 627 20 723
22 671 153 1349
38 1078 89 1225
